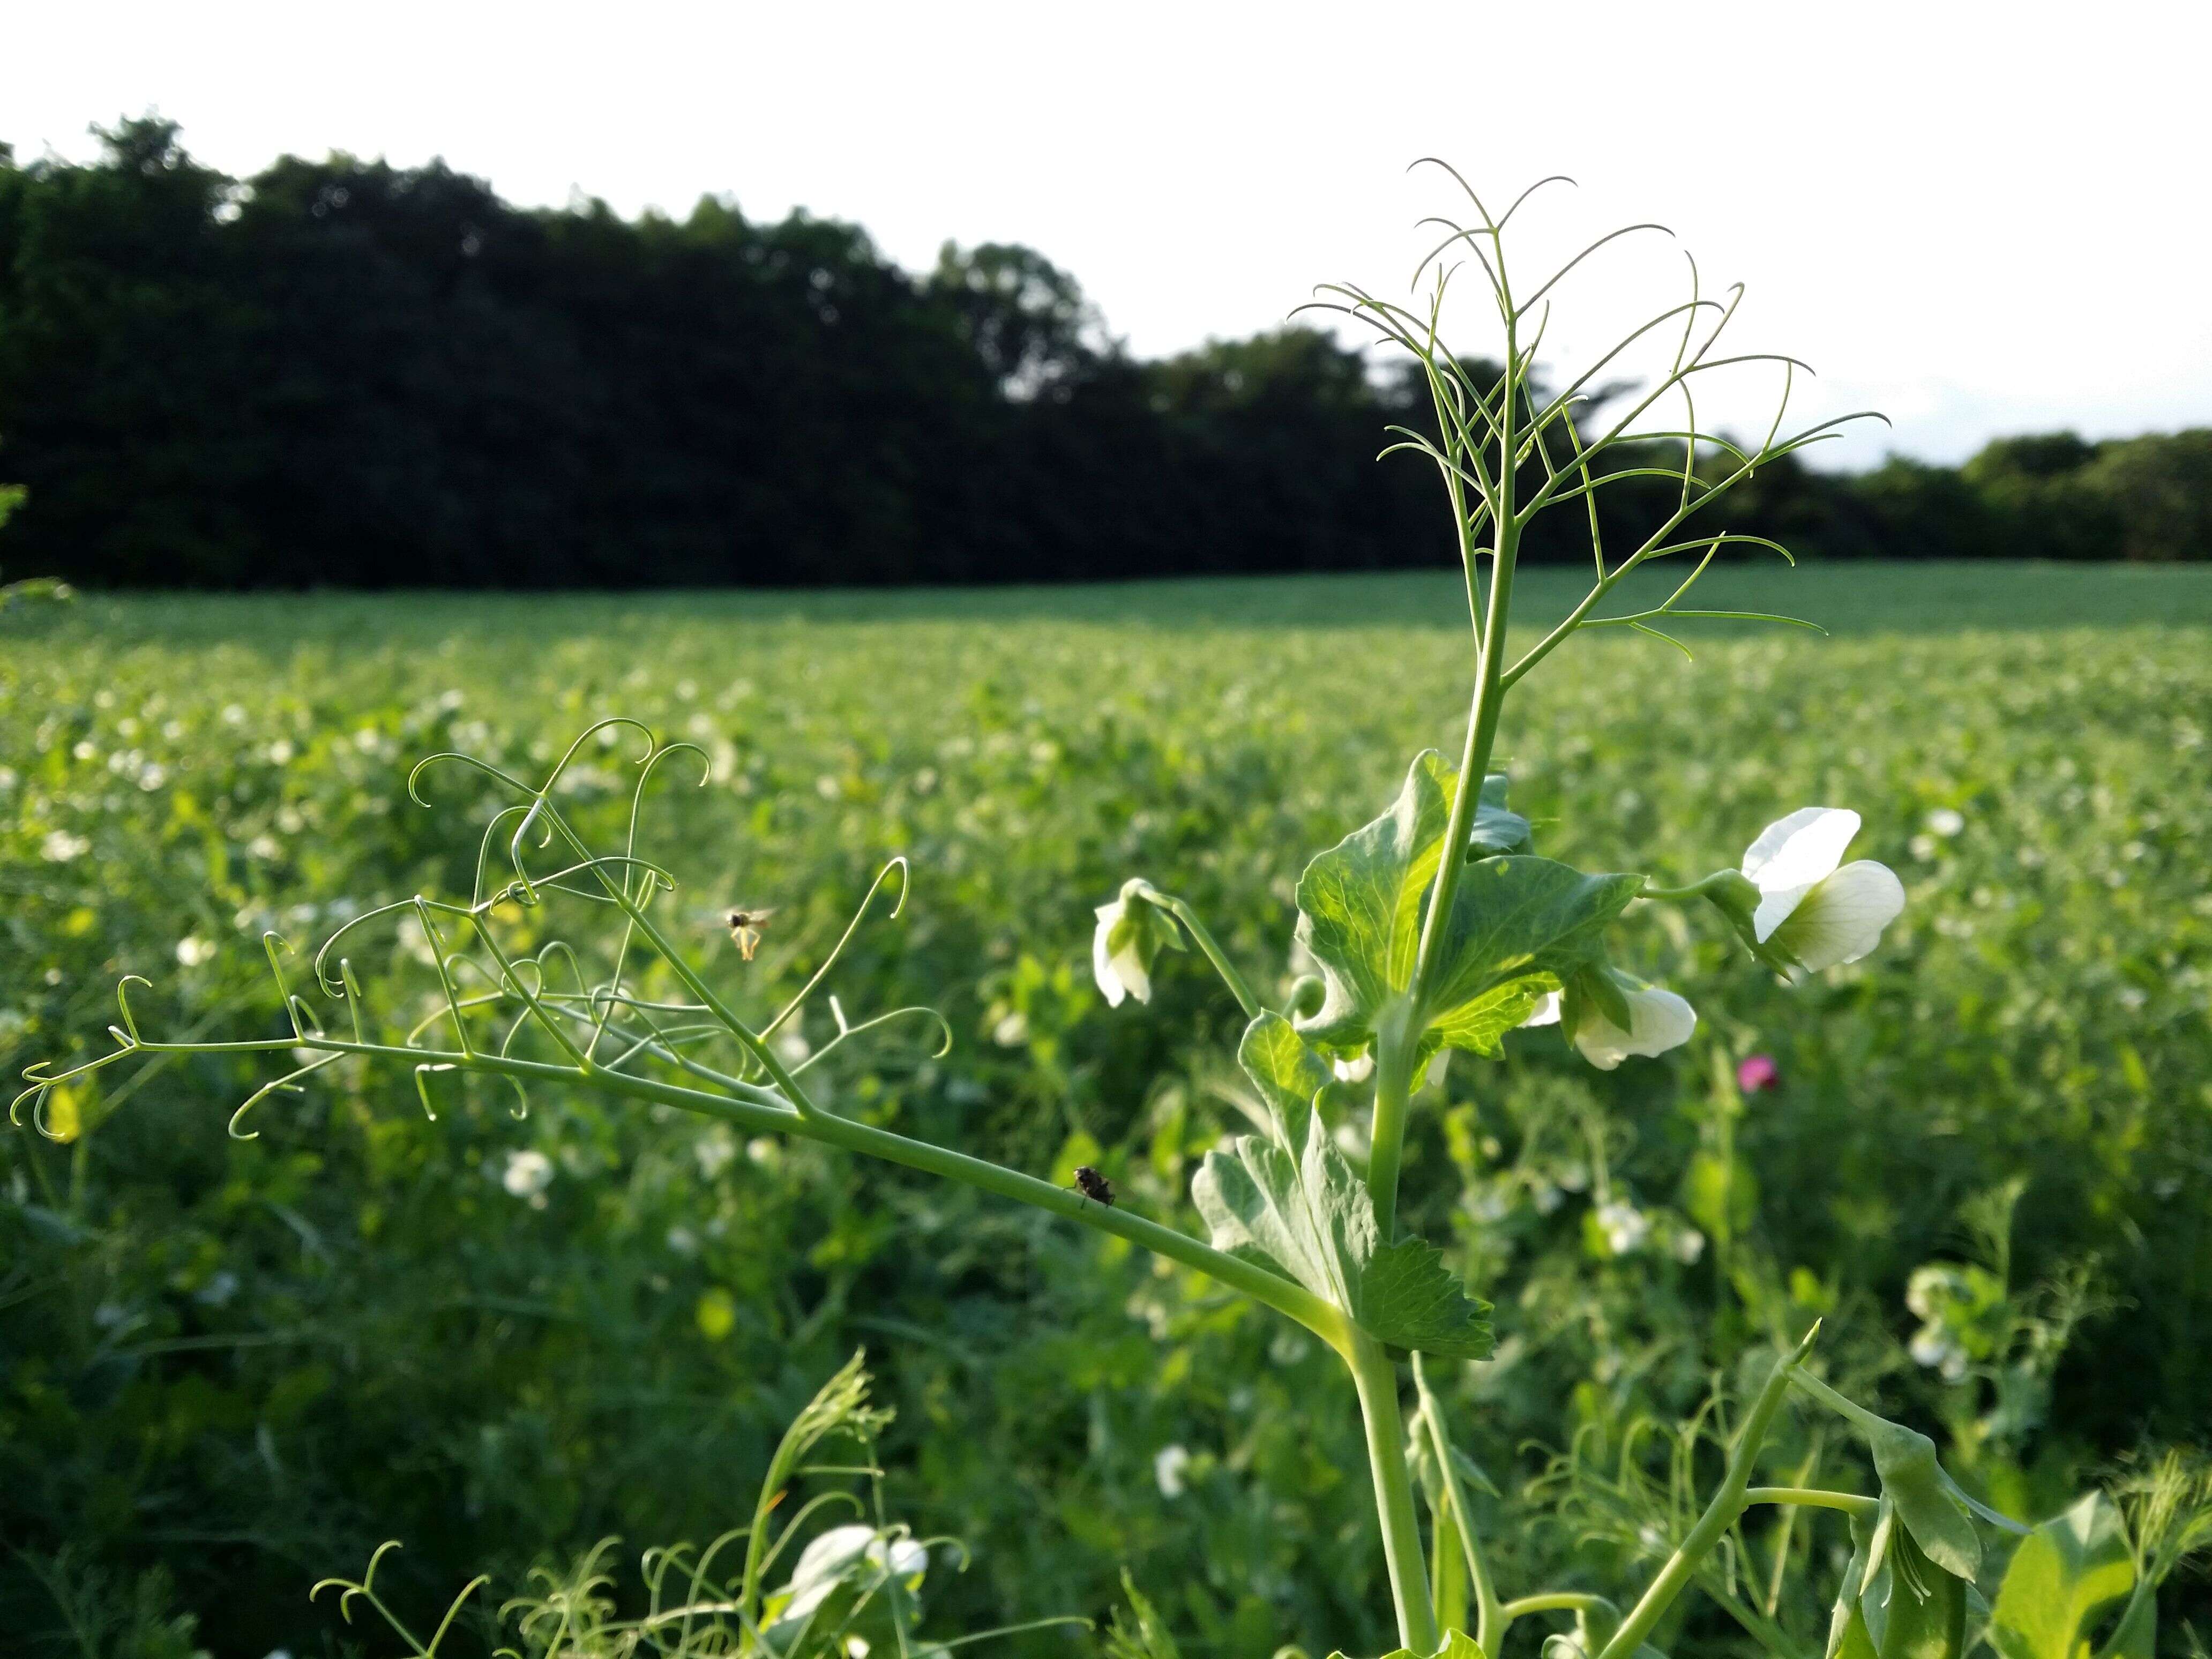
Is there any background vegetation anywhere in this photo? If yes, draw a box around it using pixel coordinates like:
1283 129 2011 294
4 564 2208 1655
1 121 2207 591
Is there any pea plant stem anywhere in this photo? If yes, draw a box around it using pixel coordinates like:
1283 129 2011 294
1130 883 1261 1018
279 1035 1351 1347
1350 1332 1442 1654
1595 1327 1820 1659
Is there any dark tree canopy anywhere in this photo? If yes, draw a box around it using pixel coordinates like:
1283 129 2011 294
0 122 2203 588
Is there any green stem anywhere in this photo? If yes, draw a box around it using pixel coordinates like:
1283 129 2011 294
1595 1326 1819 1659
1377 317 1524 1238
1350 1333 1440 1653
1498 1593 1617 1621
1740 1486 1878 1519
1413 1354 1501 1651
287 1036 1349 1347
1132 884 1261 1019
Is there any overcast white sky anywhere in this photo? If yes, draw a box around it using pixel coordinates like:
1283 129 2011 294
6 0 2206 468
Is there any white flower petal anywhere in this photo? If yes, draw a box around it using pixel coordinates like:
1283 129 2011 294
1768 860 1905 975
1332 1051 1375 1083
1571 986 1697 1071
1092 901 1129 1007
1109 936 1152 1004
1520 990 1563 1028
1742 808 1862 941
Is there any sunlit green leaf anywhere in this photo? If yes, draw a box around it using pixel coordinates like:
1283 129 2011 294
1189 1114 1490 1358
1294 751 1638 1058
1237 1009 1332 1147
1989 1494 2138 1659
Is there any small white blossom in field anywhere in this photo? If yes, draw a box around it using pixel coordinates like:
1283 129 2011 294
1525 981 1698 1071
1154 1444 1191 1498
1909 1327 1970 1381
41 831 89 862
501 1149 554 1200
0 766 16 791
1926 807 1965 838
175 936 215 967
266 739 294 765
1596 1200 1650 1255
991 1010 1029 1047
1741 808 1905 980
248 834 281 861
1673 1228 1707 1265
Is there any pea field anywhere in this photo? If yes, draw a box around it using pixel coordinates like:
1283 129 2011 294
4 562 2210 1658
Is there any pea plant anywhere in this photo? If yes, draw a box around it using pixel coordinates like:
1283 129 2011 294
16 171 2204 1658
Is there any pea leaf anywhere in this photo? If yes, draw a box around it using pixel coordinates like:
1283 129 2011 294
1469 773 1533 858
1237 1010 1332 1148
1989 1494 2138 1659
1294 751 1639 1058
1294 751 1455 1050
1864 1418 1984 1581
1189 1113 1491 1359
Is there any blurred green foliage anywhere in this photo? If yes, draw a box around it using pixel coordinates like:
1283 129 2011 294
3 566 2209 1655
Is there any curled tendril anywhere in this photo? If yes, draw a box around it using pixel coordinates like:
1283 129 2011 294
228 1050 342 1141
761 856 911 1043
113 974 154 1043
312 1540 488 1657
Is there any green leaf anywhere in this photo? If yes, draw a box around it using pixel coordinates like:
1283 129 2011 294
1294 752 1639 1058
1422 859 1645 1058
1468 773 1533 858
1237 1010 1332 1148
1189 1114 1491 1358
1860 1509 1968 1659
1294 751 1455 1050
1191 1135 1330 1290
1864 1418 1984 1581
1989 1494 2138 1659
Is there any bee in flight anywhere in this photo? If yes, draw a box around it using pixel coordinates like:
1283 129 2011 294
1071 1164 1115 1208
724 907 776 961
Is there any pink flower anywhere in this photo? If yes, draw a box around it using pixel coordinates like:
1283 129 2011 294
1736 1054 1780 1095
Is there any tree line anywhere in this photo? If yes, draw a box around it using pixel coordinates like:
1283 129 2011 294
1 120 2204 588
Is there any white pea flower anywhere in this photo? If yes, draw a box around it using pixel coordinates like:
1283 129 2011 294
501 1149 554 1199
1740 808 1906 979
1091 880 1182 1007
1596 1200 1650 1255
1154 1443 1191 1497
175 936 215 967
776 1527 928 1621
1522 976 1697 1071
41 830 89 862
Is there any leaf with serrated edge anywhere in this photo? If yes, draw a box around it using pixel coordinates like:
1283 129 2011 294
1192 1115 1493 1358
1293 751 1638 1059
1294 751 1454 1049
1237 1010 1332 1148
